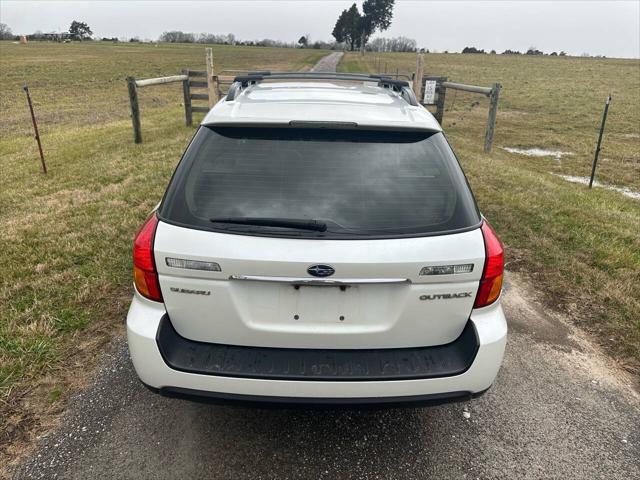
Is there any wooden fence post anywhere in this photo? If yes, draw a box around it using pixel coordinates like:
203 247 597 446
127 76 142 144
414 54 424 101
23 85 47 173
205 48 218 107
435 77 447 124
182 69 193 127
484 83 501 152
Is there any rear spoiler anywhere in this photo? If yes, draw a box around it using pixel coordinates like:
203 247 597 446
200 120 442 133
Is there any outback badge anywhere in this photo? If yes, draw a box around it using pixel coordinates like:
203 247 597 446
170 287 211 296
420 292 473 300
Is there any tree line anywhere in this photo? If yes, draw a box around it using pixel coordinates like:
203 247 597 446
462 46 569 56
159 30 419 53
1 18 593 57
157 31 341 49
1 21 92 41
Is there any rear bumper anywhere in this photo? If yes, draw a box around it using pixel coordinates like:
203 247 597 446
144 384 490 408
156 313 479 381
127 292 507 404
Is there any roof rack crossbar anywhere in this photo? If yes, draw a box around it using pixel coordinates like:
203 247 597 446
227 72 418 106
235 72 381 83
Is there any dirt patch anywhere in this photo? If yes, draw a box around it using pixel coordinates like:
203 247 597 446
504 272 640 393
503 273 579 352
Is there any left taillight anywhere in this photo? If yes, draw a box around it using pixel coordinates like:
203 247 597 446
473 220 504 308
133 212 163 302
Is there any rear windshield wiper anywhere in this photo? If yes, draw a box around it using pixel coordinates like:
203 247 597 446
210 217 327 232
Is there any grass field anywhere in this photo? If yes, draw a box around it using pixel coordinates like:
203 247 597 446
0 41 638 469
0 41 327 138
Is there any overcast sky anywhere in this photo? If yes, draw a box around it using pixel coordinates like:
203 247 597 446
2 0 639 58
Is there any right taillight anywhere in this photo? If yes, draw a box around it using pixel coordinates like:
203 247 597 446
474 220 504 308
133 212 163 302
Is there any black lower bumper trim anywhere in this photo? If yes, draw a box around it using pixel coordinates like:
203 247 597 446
156 314 478 381
149 384 475 408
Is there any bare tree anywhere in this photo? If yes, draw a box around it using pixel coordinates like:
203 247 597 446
159 31 195 43
0 23 13 40
368 36 416 52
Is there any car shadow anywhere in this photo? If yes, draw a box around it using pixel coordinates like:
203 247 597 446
156 395 470 478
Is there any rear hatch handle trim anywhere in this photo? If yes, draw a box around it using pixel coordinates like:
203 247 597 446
228 275 411 285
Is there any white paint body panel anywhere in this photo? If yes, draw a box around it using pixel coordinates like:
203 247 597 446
127 292 507 397
202 82 443 132
154 221 485 349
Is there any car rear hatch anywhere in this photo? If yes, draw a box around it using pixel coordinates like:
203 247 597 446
154 126 485 349
154 222 484 348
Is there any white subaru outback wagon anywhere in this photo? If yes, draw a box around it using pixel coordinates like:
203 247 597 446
127 72 507 407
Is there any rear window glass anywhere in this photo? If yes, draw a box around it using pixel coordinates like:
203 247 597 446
159 127 480 238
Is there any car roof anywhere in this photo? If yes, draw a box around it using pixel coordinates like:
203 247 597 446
201 81 443 132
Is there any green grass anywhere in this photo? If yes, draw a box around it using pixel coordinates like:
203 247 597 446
0 110 195 436
0 41 327 469
341 52 640 368
1 41 327 137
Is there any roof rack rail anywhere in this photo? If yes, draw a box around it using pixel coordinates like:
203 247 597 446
227 72 418 106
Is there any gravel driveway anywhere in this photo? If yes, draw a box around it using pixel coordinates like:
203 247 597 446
309 52 344 72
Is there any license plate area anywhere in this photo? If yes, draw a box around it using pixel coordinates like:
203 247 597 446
282 284 360 323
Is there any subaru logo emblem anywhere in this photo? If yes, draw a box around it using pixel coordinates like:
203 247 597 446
307 264 335 278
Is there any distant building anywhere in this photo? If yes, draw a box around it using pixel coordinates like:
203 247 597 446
41 32 73 42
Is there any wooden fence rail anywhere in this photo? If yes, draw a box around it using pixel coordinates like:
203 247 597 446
127 73 212 142
126 48 217 143
127 74 193 143
186 70 211 116
441 81 493 96
135 75 188 88
418 76 502 153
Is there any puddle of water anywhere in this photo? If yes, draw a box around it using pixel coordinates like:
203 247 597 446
551 173 640 200
502 147 574 160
